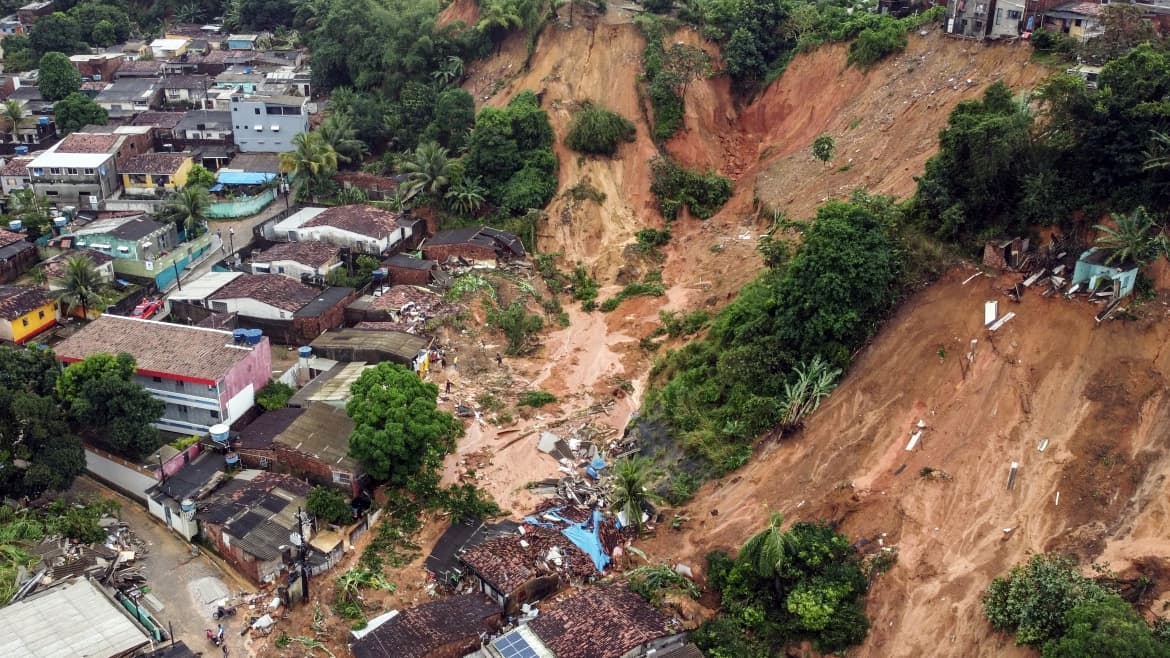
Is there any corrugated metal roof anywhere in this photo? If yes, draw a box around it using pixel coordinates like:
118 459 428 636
0 578 150 658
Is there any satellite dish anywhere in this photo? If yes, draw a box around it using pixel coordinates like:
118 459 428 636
289 532 303 547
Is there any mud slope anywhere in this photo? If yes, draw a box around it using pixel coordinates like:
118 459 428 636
641 270 1170 657
466 21 1048 301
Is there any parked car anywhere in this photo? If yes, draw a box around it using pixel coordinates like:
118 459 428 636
131 299 163 319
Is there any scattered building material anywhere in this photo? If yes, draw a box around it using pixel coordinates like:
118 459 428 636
1037 438 1049 452
1007 462 1019 491
988 312 1016 332
906 431 923 452
962 272 983 285
983 301 998 327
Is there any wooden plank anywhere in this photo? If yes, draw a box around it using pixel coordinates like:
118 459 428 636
1007 462 1019 491
1022 269 1046 287
988 311 1015 332
962 272 983 285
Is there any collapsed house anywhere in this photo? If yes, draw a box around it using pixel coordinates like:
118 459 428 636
349 593 503 658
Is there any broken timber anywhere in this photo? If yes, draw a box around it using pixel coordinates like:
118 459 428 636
988 312 1015 332
1007 462 1019 491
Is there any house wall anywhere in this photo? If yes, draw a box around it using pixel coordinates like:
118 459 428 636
988 0 1024 38
207 189 275 219
146 495 200 540
77 223 178 261
252 257 340 281
386 264 433 286
84 445 159 503
0 241 37 283
121 157 193 193
30 160 118 205
422 242 497 263
293 225 410 255
1 298 58 343
220 336 271 410
210 297 291 320
200 522 273 584
502 574 561 616
271 443 360 496
231 98 308 153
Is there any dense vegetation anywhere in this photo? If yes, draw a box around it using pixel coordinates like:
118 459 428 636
0 499 119 600
307 486 354 526
914 44 1170 246
694 514 875 656
647 192 902 470
649 157 733 220
984 554 1170 656
565 102 636 156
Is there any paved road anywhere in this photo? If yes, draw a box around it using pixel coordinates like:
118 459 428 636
71 477 256 657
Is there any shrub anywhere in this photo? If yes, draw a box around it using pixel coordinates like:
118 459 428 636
487 301 544 354
565 103 636 156
307 486 353 525
570 265 600 306
847 19 907 68
438 482 503 520
650 157 732 220
256 380 295 411
984 553 1113 646
627 564 702 605
635 228 672 253
518 390 557 407
601 272 666 311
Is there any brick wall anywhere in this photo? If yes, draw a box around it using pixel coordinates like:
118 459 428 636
202 521 263 584
113 132 154 171
272 443 360 497
422 242 496 263
386 264 432 286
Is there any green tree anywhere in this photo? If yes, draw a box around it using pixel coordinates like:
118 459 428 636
52 255 108 320
256 380 295 411
346 363 460 484
811 134 835 168
90 19 116 47
307 486 353 525
7 188 52 241
57 353 164 459
28 13 83 55
317 112 369 166
68 2 131 47
445 176 487 215
565 102 636 156
53 93 108 135
280 132 339 199
159 186 211 238
738 512 795 582
424 88 476 151
186 164 217 190
984 553 1113 647
608 455 659 533
486 301 544 354
1094 207 1167 267
399 141 452 200
1041 596 1170 658
37 52 81 102
1 100 25 144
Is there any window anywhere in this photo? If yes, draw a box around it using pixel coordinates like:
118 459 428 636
333 471 352 485
45 190 58 196
152 376 162 382
277 266 284 273
995 8 1002 24
84 168 94 175
177 404 189 413
1074 19 1083 26
254 107 261 114
31 168 42 176
67 168 78 175
210 409 220 418
176 380 184 389
37 310 44 319
49 168 61 175
21 318 28 326
1008 9 1021 19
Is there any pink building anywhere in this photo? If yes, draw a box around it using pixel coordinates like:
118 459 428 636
55 315 272 435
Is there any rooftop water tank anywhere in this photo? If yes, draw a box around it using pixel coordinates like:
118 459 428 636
181 498 196 520
224 451 239 466
209 423 230 444
52 217 67 228
244 328 263 345
13 145 28 155
232 329 248 344
297 346 312 359
7 220 21 231
371 268 387 281
38 116 48 125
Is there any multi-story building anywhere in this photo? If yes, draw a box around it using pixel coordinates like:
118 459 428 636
54 315 273 434
71 214 178 261
119 152 194 197
27 135 120 206
230 93 308 153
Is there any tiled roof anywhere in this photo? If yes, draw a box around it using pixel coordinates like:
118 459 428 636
0 156 33 177
460 526 595 593
253 241 339 269
273 402 358 472
0 285 51 320
528 585 674 658
120 152 190 175
350 593 500 658
130 111 186 129
210 273 319 312
54 315 262 383
56 133 119 154
40 250 114 280
117 59 163 75
235 407 304 450
303 205 404 239
1053 1 1103 16
160 74 209 90
368 285 439 311
0 228 25 248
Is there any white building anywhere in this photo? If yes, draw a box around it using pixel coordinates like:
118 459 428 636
269 205 416 255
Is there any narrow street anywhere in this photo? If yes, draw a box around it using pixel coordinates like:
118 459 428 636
71 477 258 657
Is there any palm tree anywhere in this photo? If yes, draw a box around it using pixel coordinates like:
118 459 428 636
280 133 339 195
2 100 25 144
430 56 465 86
779 355 841 432
161 186 211 239
399 141 451 200
1094 207 1169 266
445 176 486 215
609 456 661 533
1142 130 1170 171
738 512 796 598
53 255 107 320
317 113 368 166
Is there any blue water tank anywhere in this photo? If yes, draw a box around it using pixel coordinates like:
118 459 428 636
7 220 20 231
224 452 239 466
232 329 248 344
13 145 28 155
245 328 263 345
297 346 312 359
52 217 67 228
209 423 230 444
37 116 48 125
371 268 387 281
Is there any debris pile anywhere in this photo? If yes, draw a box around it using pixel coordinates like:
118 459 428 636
13 517 151 602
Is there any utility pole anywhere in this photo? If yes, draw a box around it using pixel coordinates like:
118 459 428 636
172 260 182 291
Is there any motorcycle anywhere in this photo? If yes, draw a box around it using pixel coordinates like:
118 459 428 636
214 605 238 619
205 629 222 646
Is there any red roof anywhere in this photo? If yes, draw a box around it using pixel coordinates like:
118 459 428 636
209 273 319 312
303 205 405 239
56 133 119 154
528 585 675 658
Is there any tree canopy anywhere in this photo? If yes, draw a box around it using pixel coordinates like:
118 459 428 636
347 363 461 484
57 353 164 460
37 52 81 102
54 93 109 135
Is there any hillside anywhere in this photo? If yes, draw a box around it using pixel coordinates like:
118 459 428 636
640 269 1170 657
462 11 1049 305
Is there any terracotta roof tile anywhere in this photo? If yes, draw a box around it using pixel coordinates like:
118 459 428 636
130 112 186 129
120 153 190 175
303 205 405 239
0 285 52 320
528 585 674 658
460 526 597 593
0 156 33 177
117 59 164 75
253 241 340 269
54 315 263 383
210 273 319 312
0 228 26 248
40 249 114 280
350 593 500 658
56 133 120 154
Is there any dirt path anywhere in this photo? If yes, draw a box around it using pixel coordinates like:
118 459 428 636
639 268 1170 657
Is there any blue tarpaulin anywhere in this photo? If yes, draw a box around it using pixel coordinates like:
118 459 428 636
560 510 611 572
208 183 225 192
216 171 276 186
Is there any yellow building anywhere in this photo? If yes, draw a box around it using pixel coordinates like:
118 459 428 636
120 153 194 195
0 285 58 344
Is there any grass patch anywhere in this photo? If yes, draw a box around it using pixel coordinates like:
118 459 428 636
518 390 558 407
601 271 665 312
